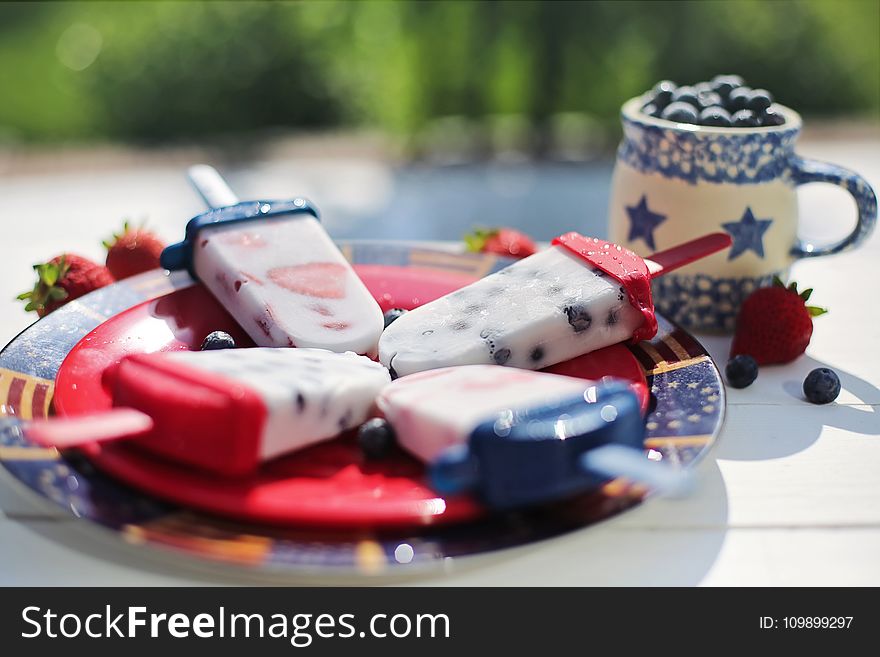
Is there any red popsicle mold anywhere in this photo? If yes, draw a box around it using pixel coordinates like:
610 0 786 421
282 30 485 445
103 353 268 476
552 232 657 343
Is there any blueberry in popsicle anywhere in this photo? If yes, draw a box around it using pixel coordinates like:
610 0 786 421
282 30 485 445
27 348 391 476
377 364 685 509
379 232 731 377
161 166 384 356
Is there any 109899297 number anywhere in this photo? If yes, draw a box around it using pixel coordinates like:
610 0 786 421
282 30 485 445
760 616 854 629
782 617 853 629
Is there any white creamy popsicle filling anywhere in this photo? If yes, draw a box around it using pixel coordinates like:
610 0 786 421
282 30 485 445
377 365 596 463
378 245 644 377
194 215 384 355
163 348 391 460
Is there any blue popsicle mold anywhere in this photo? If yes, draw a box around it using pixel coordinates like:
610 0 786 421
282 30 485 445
160 198 319 280
430 381 645 510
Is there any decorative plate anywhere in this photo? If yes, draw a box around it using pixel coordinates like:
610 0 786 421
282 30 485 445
0 242 725 574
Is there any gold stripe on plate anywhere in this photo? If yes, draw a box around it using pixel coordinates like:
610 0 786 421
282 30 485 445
0 369 55 418
662 334 692 362
0 370 13 411
644 435 712 448
646 355 712 376
0 446 60 461
638 342 666 366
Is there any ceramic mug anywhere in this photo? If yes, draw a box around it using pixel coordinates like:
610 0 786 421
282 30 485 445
608 97 877 333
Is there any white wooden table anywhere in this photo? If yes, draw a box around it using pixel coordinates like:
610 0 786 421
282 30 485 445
1 136 878 585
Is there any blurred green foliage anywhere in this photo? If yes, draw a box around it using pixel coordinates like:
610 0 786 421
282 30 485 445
0 0 877 146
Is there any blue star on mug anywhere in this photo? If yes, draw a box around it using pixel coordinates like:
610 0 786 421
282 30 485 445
625 195 666 251
722 207 773 260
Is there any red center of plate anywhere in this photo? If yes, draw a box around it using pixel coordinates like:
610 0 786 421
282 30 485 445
53 265 648 529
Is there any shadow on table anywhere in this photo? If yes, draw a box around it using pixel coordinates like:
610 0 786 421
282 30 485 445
692 332 879 461
718 355 879 462
410 459 730 586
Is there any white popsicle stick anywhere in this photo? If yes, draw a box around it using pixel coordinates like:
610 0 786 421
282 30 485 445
187 164 240 209
27 408 154 449
580 444 694 497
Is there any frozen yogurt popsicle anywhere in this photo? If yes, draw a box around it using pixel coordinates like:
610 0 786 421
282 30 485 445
29 348 391 476
377 364 600 463
379 232 731 376
161 199 384 355
377 365 646 509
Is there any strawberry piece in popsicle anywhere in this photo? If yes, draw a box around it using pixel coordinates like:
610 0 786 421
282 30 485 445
161 199 385 356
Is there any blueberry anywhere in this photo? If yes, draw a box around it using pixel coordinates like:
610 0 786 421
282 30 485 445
653 80 677 93
803 368 841 404
651 80 677 108
694 81 713 96
660 101 699 124
671 85 699 107
383 308 408 328
641 102 660 118
759 105 786 126
714 73 745 86
746 89 773 113
711 74 745 98
358 418 397 459
731 109 759 127
493 347 512 365
698 106 732 127
564 305 593 332
697 91 723 110
725 355 758 388
726 86 752 113
201 330 236 350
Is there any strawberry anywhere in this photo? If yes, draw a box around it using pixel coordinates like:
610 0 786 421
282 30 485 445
267 262 347 298
464 227 537 259
730 276 827 365
104 221 166 280
17 254 114 317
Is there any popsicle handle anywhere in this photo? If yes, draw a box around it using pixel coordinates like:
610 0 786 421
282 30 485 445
430 445 480 494
26 408 154 450
579 444 693 496
645 232 732 278
187 164 240 209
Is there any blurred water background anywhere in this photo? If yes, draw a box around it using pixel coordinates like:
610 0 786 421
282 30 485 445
0 0 877 246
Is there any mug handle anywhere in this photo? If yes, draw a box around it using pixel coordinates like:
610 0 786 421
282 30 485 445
789 156 877 258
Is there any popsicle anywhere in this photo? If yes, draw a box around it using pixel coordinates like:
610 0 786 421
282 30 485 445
160 166 384 355
377 364 665 509
28 348 391 476
378 232 731 377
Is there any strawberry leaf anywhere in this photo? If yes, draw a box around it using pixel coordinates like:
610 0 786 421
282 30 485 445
807 305 828 317
48 287 68 301
787 281 798 293
772 275 786 288
15 291 32 301
463 228 497 253
800 288 813 302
